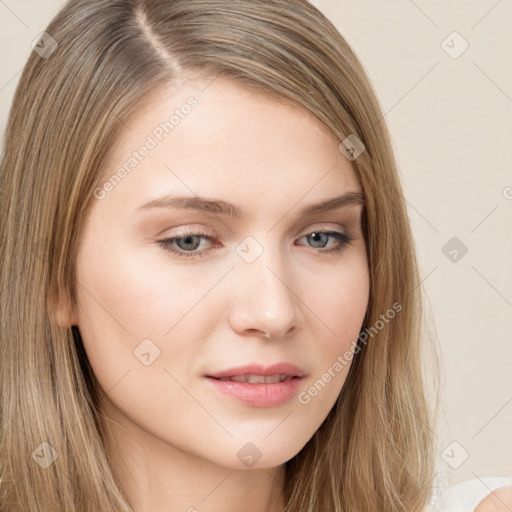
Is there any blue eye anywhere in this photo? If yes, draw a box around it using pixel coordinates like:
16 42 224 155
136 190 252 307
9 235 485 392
157 229 356 259
302 231 356 253
157 230 215 259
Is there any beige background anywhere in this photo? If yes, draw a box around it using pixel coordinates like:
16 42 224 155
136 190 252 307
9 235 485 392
1 0 511 492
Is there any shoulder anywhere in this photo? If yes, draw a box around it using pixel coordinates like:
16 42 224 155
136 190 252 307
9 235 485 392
474 486 512 512
437 477 512 512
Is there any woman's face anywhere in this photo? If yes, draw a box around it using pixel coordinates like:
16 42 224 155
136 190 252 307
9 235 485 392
67 77 370 470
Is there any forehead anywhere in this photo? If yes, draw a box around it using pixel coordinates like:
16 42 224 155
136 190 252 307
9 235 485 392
94 77 361 216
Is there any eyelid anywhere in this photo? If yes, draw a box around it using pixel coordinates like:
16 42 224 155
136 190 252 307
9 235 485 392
166 225 217 238
163 221 352 240
298 221 349 234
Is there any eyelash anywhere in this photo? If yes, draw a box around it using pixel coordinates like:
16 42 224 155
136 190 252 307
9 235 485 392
156 228 357 259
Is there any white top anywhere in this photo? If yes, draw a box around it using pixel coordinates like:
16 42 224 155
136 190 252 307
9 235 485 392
431 476 512 512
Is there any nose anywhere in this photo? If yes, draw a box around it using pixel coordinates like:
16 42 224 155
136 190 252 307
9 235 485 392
228 242 304 340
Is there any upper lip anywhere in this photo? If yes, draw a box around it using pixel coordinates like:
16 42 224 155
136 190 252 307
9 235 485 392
206 363 306 379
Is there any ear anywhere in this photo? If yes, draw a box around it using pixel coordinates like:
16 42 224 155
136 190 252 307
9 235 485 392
48 286 79 328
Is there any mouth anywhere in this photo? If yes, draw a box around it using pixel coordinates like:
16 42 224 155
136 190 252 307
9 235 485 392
205 362 306 382
208 374 297 384
204 372 305 407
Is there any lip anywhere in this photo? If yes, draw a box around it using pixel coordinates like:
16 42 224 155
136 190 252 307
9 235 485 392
204 376 304 407
205 363 306 379
204 363 306 408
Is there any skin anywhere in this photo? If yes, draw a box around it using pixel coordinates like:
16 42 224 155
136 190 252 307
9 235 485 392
475 487 512 511
54 76 370 512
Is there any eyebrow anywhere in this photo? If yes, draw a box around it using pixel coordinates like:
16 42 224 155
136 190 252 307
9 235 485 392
134 191 365 218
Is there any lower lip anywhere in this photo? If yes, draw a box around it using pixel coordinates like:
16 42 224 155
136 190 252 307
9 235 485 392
204 376 304 407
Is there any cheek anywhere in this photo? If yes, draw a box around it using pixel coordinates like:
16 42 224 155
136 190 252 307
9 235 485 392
300 254 369 397
73 245 202 429
73 235 226 386
306 251 370 345
76 229 208 336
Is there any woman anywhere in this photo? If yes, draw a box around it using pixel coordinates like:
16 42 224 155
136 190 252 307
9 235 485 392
0 1 510 510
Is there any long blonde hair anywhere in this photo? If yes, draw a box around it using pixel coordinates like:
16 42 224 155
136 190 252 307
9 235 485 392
0 0 440 510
